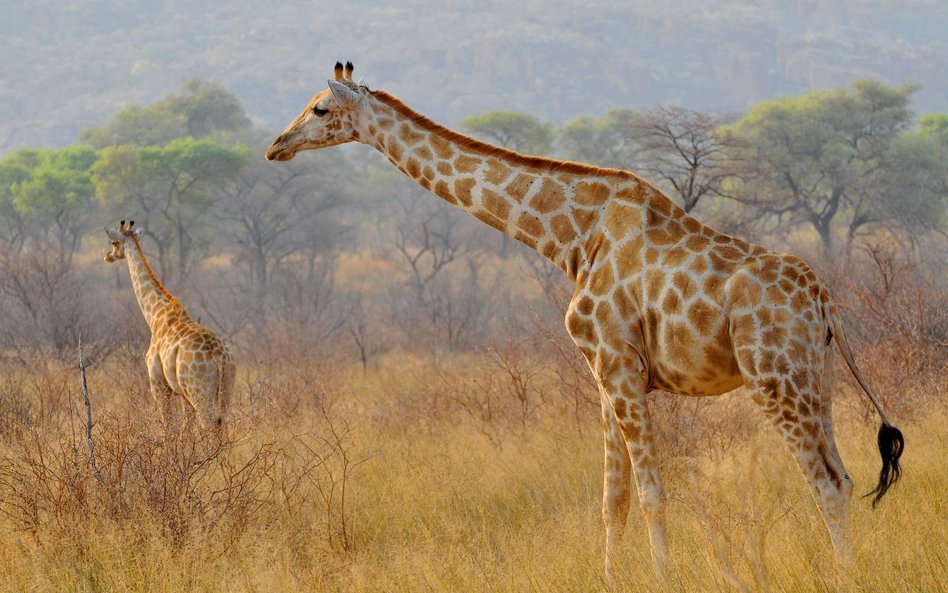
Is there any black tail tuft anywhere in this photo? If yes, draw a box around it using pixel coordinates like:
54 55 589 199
865 423 904 508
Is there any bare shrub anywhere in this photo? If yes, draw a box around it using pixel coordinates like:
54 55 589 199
652 393 759 460
689 452 778 593
836 236 947 417
0 377 35 441
442 338 549 443
0 250 124 359
0 414 278 547
275 408 370 557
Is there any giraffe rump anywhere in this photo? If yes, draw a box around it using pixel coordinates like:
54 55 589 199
866 423 904 508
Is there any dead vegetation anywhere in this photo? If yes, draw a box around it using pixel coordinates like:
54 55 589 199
0 228 944 591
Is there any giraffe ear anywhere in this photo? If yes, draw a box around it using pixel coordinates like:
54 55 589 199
132 226 144 237
105 227 123 240
328 79 360 107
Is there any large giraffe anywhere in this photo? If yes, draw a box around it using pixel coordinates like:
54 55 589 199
265 62 904 581
104 220 235 430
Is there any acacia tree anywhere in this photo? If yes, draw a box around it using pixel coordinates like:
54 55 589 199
634 107 735 214
81 78 250 148
461 111 554 155
223 148 345 329
721 79 920 258
0 146 103 351
0 146 99 261
80 105 188 148
557 108 640 168
93 138 248 280
875 119 948 237
386 182 498 352
159 78 252 139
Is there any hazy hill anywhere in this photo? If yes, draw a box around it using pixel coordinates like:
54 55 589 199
1 0 945 154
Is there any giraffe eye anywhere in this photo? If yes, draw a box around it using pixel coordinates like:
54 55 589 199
313 107 329 117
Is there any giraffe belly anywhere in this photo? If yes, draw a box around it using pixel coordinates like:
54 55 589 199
647 319 744 397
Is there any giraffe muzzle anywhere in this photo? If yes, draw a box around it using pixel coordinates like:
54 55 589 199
265 138 295 161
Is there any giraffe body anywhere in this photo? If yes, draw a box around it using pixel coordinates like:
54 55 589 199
266 63 903 582
105 222 235 429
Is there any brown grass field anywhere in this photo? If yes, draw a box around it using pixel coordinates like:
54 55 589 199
0 344 944 593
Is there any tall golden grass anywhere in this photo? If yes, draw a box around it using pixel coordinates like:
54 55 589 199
0 346 943 593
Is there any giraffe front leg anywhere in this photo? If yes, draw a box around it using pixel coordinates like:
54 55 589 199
600 386 633 585
620 386 669 582
602 355 668 582
567 299 668 583
147 347 175 426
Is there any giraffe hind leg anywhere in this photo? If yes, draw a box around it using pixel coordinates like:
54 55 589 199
819 348 849 484
747 368 853 559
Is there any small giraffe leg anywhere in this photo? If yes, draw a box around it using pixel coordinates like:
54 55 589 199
181 392 208 430
600 387 633 584
747 374 852 559
147 351 175 427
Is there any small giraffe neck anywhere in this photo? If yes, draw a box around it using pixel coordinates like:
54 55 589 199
125 236 181 332
360 91 654 278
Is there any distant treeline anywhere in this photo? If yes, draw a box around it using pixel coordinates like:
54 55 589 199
0 77 945 356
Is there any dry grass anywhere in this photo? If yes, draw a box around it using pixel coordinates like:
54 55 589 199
0 347 944 593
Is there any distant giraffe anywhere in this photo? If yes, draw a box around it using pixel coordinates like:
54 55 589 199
105 220 235 430
265 62 904 581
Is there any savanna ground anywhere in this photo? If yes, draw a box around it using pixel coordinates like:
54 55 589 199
0 245 944 593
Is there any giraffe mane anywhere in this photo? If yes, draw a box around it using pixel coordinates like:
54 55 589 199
370 90 648 181
129 234 182 308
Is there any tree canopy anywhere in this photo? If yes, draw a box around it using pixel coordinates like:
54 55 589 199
461 111 553 155
721 79 926 256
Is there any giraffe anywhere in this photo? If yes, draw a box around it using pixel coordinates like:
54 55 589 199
104 220 235 430
265 62 904 581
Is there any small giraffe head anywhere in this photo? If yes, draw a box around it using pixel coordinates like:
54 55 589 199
265 61 366 161
104 220 142 263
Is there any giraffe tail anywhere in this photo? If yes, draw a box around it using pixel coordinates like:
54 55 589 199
213 354 234 430
823 299 904 508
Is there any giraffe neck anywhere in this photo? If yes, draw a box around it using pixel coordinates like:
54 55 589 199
357 91 652 278
124 236 181 332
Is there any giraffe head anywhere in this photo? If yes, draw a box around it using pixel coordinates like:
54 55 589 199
265 61 367 161
104 220 143 263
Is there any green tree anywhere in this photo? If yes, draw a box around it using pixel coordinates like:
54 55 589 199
877 118 948 233
93 137 248 279
461 111 553 155
80 105 188 148
722 79 920 257
80 78 251 149
0 150 37 250
159 78 252 139
918 113 948 146
0 146 99 260
557 109 639 168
